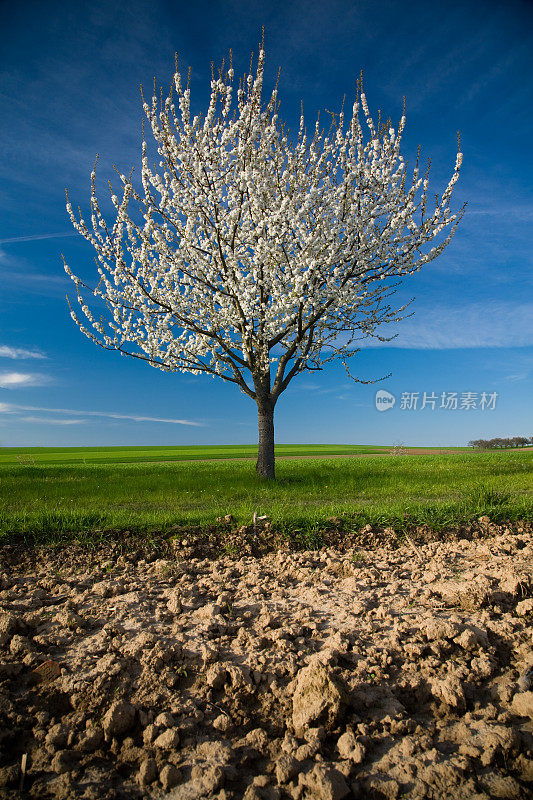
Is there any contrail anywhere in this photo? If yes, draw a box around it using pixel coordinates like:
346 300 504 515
0 403 204 427
0 232 78 245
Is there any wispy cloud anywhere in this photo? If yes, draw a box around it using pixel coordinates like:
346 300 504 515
359 301 533 350
485 352 533 383
0 403 204 426
0 232 78 245
288 382 353 395
0 346 46 359
466 202 533 220
0 372 51 388
1 268 67 286
19 416 85 425
0 267 71 299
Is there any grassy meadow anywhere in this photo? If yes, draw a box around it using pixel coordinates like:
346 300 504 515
0 443 466 467
0 446 531 545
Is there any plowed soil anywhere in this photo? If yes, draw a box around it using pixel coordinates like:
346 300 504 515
0 520 532 799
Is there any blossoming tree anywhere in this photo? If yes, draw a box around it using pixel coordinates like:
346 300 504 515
64 45 465 479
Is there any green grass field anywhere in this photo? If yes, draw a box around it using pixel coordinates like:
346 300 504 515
0 447 531 545
0 443 467 467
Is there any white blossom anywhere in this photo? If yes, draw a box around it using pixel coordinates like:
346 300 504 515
63 45 464 475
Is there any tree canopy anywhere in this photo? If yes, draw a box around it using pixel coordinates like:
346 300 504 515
64 44 465 477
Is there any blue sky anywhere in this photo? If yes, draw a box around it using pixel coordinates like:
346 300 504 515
1 0 532 447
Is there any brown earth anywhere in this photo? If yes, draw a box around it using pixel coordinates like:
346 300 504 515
0 520 532 800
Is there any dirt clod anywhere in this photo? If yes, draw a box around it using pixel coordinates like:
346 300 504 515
0 523 531 798
292 661 349 736
102 700 136 739
510 691 533 719
300 764 351 800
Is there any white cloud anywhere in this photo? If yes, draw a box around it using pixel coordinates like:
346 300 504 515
0 345 46 359
0 403 203 426
0 372 50 388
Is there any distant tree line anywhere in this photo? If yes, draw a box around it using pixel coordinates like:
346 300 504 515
468 437 533 449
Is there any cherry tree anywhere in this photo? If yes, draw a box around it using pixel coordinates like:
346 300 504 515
64 45 465 479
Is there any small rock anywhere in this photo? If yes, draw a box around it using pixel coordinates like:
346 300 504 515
160 763 181 791
102 700 136 739
299 764 350 800
154 728 181 749
510 691 533 719
226 663 253 688
138 758 158 786
216 514 236 524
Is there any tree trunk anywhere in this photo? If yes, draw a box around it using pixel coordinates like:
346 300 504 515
256 402 275 479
